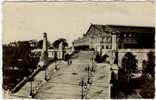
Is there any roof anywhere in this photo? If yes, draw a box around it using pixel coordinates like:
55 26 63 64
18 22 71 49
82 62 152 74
86 24 155 34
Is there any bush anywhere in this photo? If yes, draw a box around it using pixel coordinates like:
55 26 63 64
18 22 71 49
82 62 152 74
139 76 154 98
142 51 155 78
121 52 138 73
95 53 102 63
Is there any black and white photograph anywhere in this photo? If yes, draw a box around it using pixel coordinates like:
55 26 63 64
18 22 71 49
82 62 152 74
2 1 155 99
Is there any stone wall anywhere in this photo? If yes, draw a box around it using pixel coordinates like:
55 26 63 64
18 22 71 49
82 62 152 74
101 49 154 70
117 49 154 70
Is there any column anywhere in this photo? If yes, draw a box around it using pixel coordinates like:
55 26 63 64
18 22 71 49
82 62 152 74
39 32 48 68
58 42 63 59
43 32 48 53
111 33 117 64
112 34 117 50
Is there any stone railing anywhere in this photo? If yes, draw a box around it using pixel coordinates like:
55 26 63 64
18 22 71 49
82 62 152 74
118 49 154 69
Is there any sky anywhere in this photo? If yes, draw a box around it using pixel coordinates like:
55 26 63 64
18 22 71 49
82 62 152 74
2 2 154 46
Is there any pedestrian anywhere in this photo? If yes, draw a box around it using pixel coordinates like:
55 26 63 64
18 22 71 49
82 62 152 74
65 53 70 64
70 59 72 64
68 58 70 65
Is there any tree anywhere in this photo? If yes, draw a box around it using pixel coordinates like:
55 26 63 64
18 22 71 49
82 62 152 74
118 52 138 97
118 68 130 97
3 41 40 90
146 51 154 77
121 52 138 73
102 54 109 63
142 51 155 77
52 38 68 49
37 40 51 49
95 52 102 63
139 51 155 98
140 74 154 98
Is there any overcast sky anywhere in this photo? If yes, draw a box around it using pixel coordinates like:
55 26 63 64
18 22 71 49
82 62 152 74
3 2 154 46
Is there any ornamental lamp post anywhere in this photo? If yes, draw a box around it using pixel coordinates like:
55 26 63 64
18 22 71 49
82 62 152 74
45 67 49 81
79 78 87 99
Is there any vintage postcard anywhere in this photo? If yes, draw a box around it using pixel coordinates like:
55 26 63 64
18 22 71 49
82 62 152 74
2 0 155 99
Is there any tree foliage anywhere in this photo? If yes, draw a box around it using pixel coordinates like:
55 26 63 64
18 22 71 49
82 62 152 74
143 51 155 77
140 74 154 98
121 52 138 73
95 52 102 63
139 51 155 98
37 40 51 49
94 52 109 63
117 52 138 96
3 41 39 90
52 38 68 49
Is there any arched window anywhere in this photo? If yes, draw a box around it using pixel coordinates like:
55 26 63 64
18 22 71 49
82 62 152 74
106 45 109 49
124 34 126 37
107 37 111 42
103 37 106 42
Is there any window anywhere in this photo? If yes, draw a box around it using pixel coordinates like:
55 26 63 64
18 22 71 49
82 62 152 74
124 34 126 37
103 37 106 42
129 34 132 37
107 37 112 42
106 45 108 49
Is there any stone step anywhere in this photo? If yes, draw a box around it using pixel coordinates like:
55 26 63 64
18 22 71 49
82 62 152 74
35 92 81 99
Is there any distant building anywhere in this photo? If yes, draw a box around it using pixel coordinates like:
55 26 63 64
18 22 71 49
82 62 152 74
8 40 38 49
73 24 155 51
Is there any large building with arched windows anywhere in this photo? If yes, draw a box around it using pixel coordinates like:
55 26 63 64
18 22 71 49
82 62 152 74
73 24 155 51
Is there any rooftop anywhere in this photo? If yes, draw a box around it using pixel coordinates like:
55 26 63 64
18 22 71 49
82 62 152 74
86 24 155 34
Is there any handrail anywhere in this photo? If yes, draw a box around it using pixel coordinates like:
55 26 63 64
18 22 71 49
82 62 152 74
11 67 41 93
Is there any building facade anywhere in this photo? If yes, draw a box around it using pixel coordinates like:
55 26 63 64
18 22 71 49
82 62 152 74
73 24 155 51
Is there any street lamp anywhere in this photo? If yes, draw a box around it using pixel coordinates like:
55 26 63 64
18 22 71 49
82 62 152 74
45 67 49 81
87 65 92 85
79 78 87 99
91 57 96 73
55 60 58 70
29 78 34 98
29 81 33 97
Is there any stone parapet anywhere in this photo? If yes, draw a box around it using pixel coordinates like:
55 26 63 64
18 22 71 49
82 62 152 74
118 49 154 69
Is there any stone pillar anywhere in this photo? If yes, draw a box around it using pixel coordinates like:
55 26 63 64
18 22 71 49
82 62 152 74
111 33 117 64
39 32 48 67
43 32 48 53
58 42 63 59
112 34 117 50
